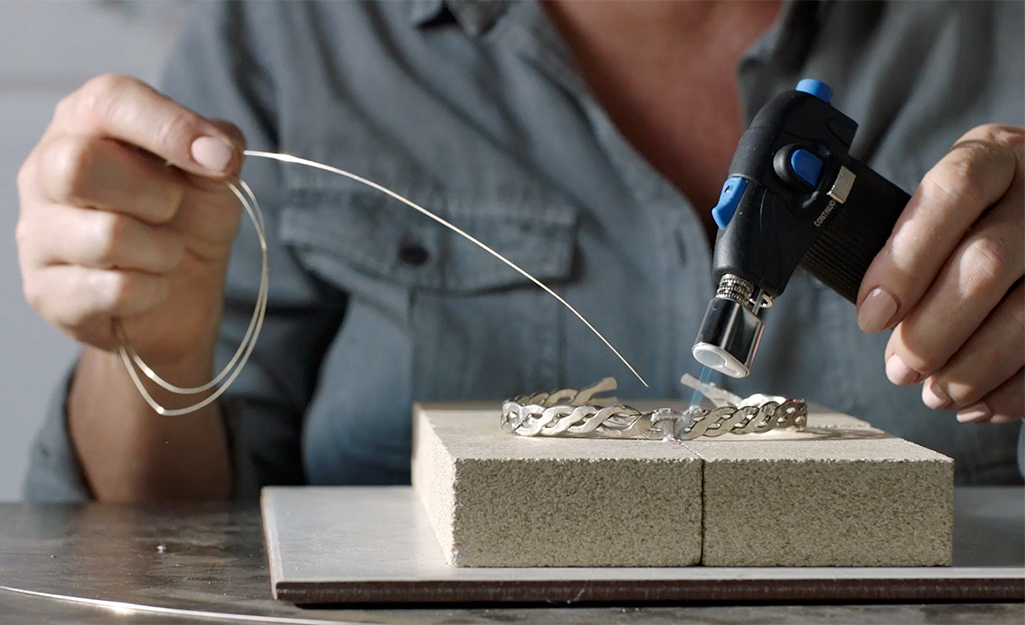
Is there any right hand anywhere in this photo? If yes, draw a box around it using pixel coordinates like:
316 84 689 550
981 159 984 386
16 74 246 368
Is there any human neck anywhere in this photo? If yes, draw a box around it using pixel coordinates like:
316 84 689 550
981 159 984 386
541 1 784 241
543 1 783 67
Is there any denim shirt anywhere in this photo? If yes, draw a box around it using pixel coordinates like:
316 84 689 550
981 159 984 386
24 0 1025 500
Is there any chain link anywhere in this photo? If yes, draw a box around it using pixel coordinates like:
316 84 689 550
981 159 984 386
501 378 807 441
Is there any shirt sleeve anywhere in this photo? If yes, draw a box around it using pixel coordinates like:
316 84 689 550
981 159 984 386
22 1 347 501
22 365 91 501
1018 425 1025 480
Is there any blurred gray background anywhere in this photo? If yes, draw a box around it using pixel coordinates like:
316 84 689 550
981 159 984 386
0 1 189 500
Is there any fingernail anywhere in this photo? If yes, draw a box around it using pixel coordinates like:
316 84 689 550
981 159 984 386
988 414 1019 425
858 287 899 333
921 378 953 409
190 136 234 173
957 401 991 423
886 354 922 385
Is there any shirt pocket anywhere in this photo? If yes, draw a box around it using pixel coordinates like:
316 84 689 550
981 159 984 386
279 186 577 296
277 184 580 400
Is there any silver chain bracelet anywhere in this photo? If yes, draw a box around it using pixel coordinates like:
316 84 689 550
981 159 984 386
501 377 807 441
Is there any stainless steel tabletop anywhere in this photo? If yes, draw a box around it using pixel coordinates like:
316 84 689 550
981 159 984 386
1 487 1023 625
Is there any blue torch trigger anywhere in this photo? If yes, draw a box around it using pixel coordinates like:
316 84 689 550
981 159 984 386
711 176 748 230
789 149 824 187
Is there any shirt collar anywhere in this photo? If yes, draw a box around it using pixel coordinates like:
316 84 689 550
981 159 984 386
751 0 833 69
409 0 444 26
410 0 511 36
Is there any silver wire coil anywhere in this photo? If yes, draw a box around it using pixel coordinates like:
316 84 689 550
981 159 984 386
501 378 807 441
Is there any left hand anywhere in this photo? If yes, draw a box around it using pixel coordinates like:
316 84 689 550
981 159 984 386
857 124 1024 425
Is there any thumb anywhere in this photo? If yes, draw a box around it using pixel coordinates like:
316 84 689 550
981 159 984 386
65 76 245 179
184 119 248 194
207 119 247 156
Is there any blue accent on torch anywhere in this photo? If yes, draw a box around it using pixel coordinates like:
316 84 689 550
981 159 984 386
795 78 833 103
789 149 824 187
711 176 748 230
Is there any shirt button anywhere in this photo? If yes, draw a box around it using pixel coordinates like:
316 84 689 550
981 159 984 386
399 244 430 266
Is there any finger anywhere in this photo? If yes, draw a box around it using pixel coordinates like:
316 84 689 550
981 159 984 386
858 125 1022 333
182 119 250 195
25 203 185 274
26 265 170 328
35 135 185 224
886 182 1024 381
922 283 1025 409
209 119 247 153
956 369 1024 424
53 74 243 177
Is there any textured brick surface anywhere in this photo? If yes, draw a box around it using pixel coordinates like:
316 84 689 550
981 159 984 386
683 409 954 567
413 403 953 568
412 403 703 567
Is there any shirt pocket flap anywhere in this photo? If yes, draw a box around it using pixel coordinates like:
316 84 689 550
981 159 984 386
279 187 578 293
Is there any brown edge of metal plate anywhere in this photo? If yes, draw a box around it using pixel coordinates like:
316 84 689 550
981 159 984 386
273 578 1025 606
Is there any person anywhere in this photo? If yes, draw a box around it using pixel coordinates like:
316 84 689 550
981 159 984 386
16 0 1024 501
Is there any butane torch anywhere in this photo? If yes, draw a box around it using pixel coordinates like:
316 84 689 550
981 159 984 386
692 79 911 378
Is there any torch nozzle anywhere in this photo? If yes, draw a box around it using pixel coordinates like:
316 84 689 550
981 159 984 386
691 275 767 379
